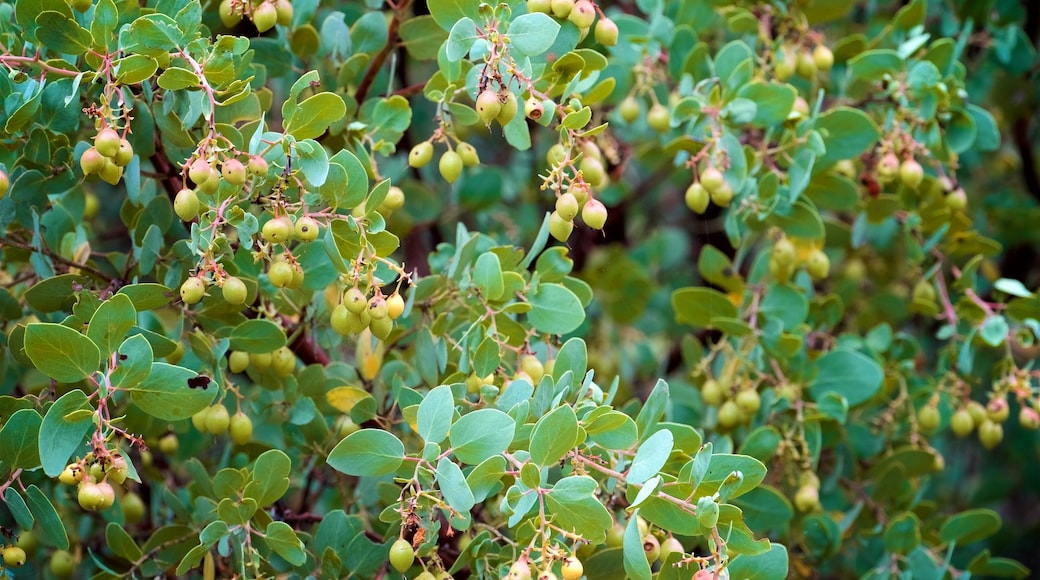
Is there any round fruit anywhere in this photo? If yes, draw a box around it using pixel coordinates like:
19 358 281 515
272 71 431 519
114 139 134 166
344 287 368 314
580 156 606 187
192 407 210 432
979 419 1003 449
294 216 320 241
59 464 83 485
78 481 106 510
950 408 974 437
414 573 437 580
813 44 834 71
50 549 76 579
773 49 795 80
521 355 544 383
987 397 1009 422
230 412 253 445
382 186 406 211
660 536 684 563
685 182 710 214
709 181 734 207
180 276 207 304
248 155 269 176
736 389 761 415
219 0 241 26
368 296 389 320
222 158 247 185
528 0 551 13
806 249 830 281
498 92 519 125
227 351 250 374
386 293 405 319
525 97 544 120
561 557 583 580
251 351 273 371
94 127 121 157
476 90 502 125
89 462 104 481
917 405 940 434
99 159 123 184
253 1 278 32
700 167 724 193
718 400 741 429
595 17 619 46
189 158 212 184
582 198 607 230
556 192 579 221
549 211 573 242
331 304 353 335
2 545 26 567
619 95 640 123
794 484 820 512
174 188 201 221
409 142 434 168
945 188 968 211
1019 407 1040 430
647 103 670 132
222 276 248 305
389 538 415 573
205 405 231 435
701 379 724 406
107 455 128 484
772 237 796 266
269 261 294 288
439 150 463 183
551 0 574 18
15 530 38 556
547 143 569 166
795 50 817 78
899 158 924 188
80 147 106 175
509 560 533 580
457 142 480 167
912 280 936 302
643 534 661 563
274 0 293 25
122 491 146 524
877 153 900 182
262 216 293 244
568 0 595 28
272 346 295 377
97 481 116 509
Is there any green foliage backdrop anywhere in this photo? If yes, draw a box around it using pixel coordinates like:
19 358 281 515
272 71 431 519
0 0 1039 578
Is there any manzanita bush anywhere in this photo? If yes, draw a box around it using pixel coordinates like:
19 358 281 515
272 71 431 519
0 0 1037 578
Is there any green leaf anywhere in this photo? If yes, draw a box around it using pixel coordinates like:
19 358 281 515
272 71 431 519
3 488 34 530
117 283 172 310
529 404 579 467
87 293 137 359
436 457 475 513
130 363 213 421
427 0 479 31
24 274 88 313
732 485 794 535
446 17 479 62
671 287 737 328
552 337 587 383
507 12 560 57
466 456 507 502
940 508 1002 545
264 521 307 566
727 542 789 580
449 408 516 465
25 484 69 549
156 66 201 90
585 411 638 450
24 322 101 383
417 385 454 444
815 107 881 167
527 283 584 335
759 284 808 330
296 138 330 187
808 349 883 407
695 454 767 500
38 389 94 477
244 450 291 508
979 315 1009 347
286 93 346 140
473 337 499 378
545 476 613 544
847 49 904 82
110 334 154 390
399 15 447 60
623 508 652 580
635 379 669 439
628 429 673 484
737 82 796 127
229 319 288 353
0 409 42 470
328 429 405 476
884 511 921 555
106 522 143 562
474 252 505 301
36 12 92 55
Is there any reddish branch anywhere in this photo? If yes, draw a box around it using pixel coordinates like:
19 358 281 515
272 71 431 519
354 0 413 104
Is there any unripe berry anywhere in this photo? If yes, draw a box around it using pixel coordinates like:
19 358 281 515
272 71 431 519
509 560 533 580
772 237 796 266
595 17 619 46
439 150 463 183
274 0 293 26
269 260 294 288
978 419 1003 449
253 1 278 32
370 315 393 340
457 142 480 166
987 397 1009 422
107 455 128 484
248 155 269 176
568 0 595 28
250 351 272 371
795 50 817 78
877 153 900 182
685 182 710 213
718 400 741 429
222 158 247 185
551 0 574 18
262 216 293 244
701 379 724 406
294 216 320 241
700 167 725 193
80 147 106 175
409 142 433 168
525 97 544 120
773 49 795 81
189 158 213 185
122 491 146 524
344 287 368 314
548 211 573 241
806 249 830 281
950 408 974 437
50 550 76 579
2 545 26 567
113 139 134 167
643 534 661 563
794 484 820 512
547 144 569 166
174 188 200 221
709 181 734 207
219 0 241 27
222 276 248 305
330 305 354 335
912 280 936 303
498 92 519 125
561 557 583 580
272 346 295 377
647 103 670 132
180 276 207 304
99 159 123 184
945 188 968 211
230 412 253 445
527 0 551 13
78 482 106 511
917 405 940 434
389 538 415 573
191 407 210 433
619 95 640 123
579 156 605 187
899 158 924 188
736 389 761 415
382 186 406 211
581 198 607 230
229 350 250 373
386 293 405 319
813 44 834 71
205 404 230 435
368 296 389 320
476 90 502 125
94 127 121 158
660 537 684 563
59 464 83 485
1019 407 1040 430
556 193 579 221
